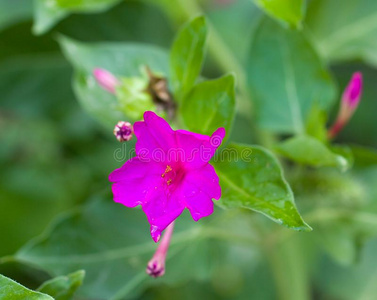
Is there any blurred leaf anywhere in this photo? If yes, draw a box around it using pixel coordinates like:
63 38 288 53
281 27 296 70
208 0 261 64
292 169 366 209
305 105 328 142
213 143 311 231
0 0 32 31
305 0 377 66
246 17 336 134
265 235 311 300
37 270 85 300
331 144 354 169
54 0 173 47
58 36 169 128
350 145 377 168
0 55 70 117
315 238 377 300
33 0 122 35
0 274 53 300
276 135 349 171
15 198 226 299
0 58 91 256
315 223 359 266
181 74 235 137
253 0 305 28
115 77 155 121
0 258 50 292
170 16 207 100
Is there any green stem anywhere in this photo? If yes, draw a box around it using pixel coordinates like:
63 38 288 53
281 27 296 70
264 237 310 300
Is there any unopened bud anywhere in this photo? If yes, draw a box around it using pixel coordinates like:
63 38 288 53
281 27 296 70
342 72 362 109
146 222 175 278
328 72 363 139
93 68 120 94
113 121 133 142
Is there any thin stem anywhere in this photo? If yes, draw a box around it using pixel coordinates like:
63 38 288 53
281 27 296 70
146 222 175 277
263 237 310 300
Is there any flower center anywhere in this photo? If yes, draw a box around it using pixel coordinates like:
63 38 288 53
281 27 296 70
161 165 174 185
161 164 184 188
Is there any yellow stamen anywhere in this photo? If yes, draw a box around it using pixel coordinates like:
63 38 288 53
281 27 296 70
161 165 173 178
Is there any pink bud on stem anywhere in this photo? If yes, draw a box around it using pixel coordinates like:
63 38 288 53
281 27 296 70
328 72 363 139
146 222 175 278
93 68 120 94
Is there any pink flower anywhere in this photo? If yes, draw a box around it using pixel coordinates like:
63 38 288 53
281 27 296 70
328 72 363 139
109 111 225 242
93 68 120 94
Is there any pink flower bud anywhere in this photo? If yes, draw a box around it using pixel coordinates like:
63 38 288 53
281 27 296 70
113 121 133 142
93 68 120 94
341 72 362 108
328 72 363 139
146 222 175 278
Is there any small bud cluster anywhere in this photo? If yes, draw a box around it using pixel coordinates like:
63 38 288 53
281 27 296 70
113 121 133 142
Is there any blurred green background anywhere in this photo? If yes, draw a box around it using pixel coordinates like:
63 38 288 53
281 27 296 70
1 0 377 299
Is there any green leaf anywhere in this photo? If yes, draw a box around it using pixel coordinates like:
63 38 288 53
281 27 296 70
253 0 305 28
275 135 349 171
0 274 53 300
0 56 95 256
246 17 336 134
170 16 207 100
305 0 377 66
213 143 311 231
181 74 235 136
115 77 155 121
305 105 328 142
37 270 85 300
15 198 223 299
0 257 51 291
208 0 261 64
0 0 32 31
33 0 122 35
315 238 377 300
315 222 359 266
331 144 354 169
58 36 169 128
350 145 377 168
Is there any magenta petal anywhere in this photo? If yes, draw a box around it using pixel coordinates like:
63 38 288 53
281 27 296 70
177 164 221 221
178 181 215 222
109 157 164 182
142 186 185 242
175 130 210 168
210 127 226 149
109 158 165 207
184 164 221 200
175 127 226 169
134 112 176 159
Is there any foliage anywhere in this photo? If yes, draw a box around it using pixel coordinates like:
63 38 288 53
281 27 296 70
1 0 377 299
